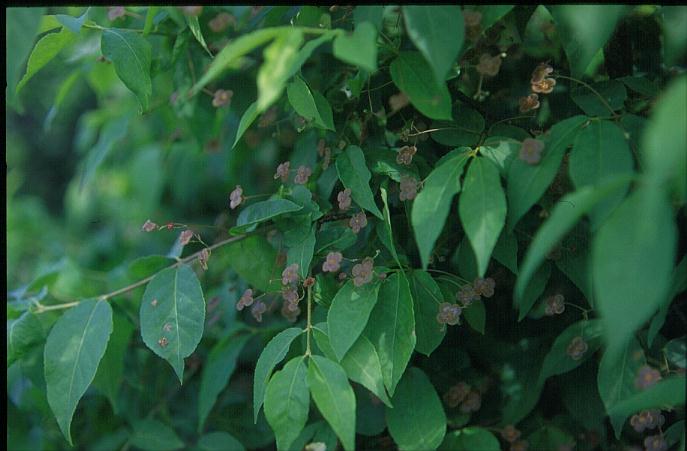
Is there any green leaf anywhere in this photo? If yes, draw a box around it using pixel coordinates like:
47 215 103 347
549 5 628 77
101 28 152 112
514 175 633 308
463 299 486 335
143 7 158 36
379 186 402 266
403 6 464 84
140 264 205 383
507 115 587 229
665 337 686 369
198 334 251 430
55 8 89 34
335 145 384 219
224 235 282 293
642 76 687 204
390 51 452 120
253 328 303 423
192 27 283 95
479 139 518 177
412 149 471 269
618 75 659 97
608 376 686 436
663 6 687 67
539 320 603 383
430 106 485 148
408 270 445 356
439 427 500 451
16 27 76 94
327 280 381 361
459 157 506 277
364 272 416 396
285 221 316 279
492 230 518 274
287 75 334 130
569 120 633 226
517 262 551 321
386 367 446 450
528 425 575 451
198 432 245 451
80 116 129 190
312 91 335 131
44 299 113 445
333 22 378 72
313 324 392 407
597 337 647 437
44 69 81 131
264 356 310 451
648 257 687 346
232 199 303 234
257 29 304 112
6 8 45 110
92 311 134 414
232 101 259 149
186 15 212 57
8 311 44 367
130 419 184 451
286 32 337 80
570 80 627 117
593 185 677 352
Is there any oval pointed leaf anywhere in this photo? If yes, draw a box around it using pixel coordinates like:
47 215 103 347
17 27 76 93
335 145 384 219
198 432 245 451
8 311 44 367
287 76 333 130
140 264 205 383
333 22 378 72
199 334 251 430
327 280 381 361
386 367 446 450
390 51 452 120
253 327 303 423
264 356 310 451
408 270 445 356
224 235 283 293
130 419 184 451
539 320 604 383
507 115 587 230
403 6 464 83
44 299 113 445
232 199 303 234
257 29 304 112
439 427 500 451
364 272 416 396
459 157 506 277
569 120 633 226
308 355 356 451
232 101 259 149
101 28 152 111
412 149 471 269
593 185 677 352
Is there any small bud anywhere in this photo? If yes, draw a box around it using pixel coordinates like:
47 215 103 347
281 263 300 285
179 229 194 246
274 161 291 182
151 299 159 307
229 185 244 209
519 93 540 113
322 252 343 273
338 272 347 281
198 248 210 270
251 300 267 322
158 337 169 348
317 139 326 157
349 212 368 234
294 165 312 185
501 425 521 443
322 147 331 170
389 92 410 113
519 138 545 165
399 175 419 201
166 222 174 230
337 188 352 211
635 365 662 390
476 53 502 77
142 219 158 232
351 257 374 287
212 89 233 107
303 277 316 288
566 336 589 360
107 6 126 21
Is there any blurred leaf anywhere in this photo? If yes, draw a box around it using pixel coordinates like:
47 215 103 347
198 334 251 430
662 6 687 67
570 80 627 116
224 236 282 293
186 15 213 57
327 280 381 361
408 270 446 355
6 7 45 110
143 7 158 36
79 115 129 191
664 337 686 369
130 419 184 451
517 262 551 321
264 356 310 451
439 427 499 451
492 229 518 274
569 120 633 227
412 149 470 269
257 29 304 112
55 8 89 34
253 328 303 423
463 299 486 335
335 145 384 219
140 264 205 382
16 27 76 94
403 6 464 83
538 320 603 383
197 432 245 451
7 312 45 367
430 107 485 150
390 51 452 120
44 69 81 131
618 75 659 97
593 185 677 352
354 6 385 30
386 367 446 450
364 272 416 396
549 5 628 77
308 355 356 451
101 28 152 112
528 425 574 451
459 157 506 277
232 101 259 149
507 115 587 230
44 299 113 445
333 22 378 72
232 199 303 234
287 75 334 130
648 256 687 346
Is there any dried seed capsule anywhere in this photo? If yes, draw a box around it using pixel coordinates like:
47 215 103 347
519 93 540 113
229 185 244 209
